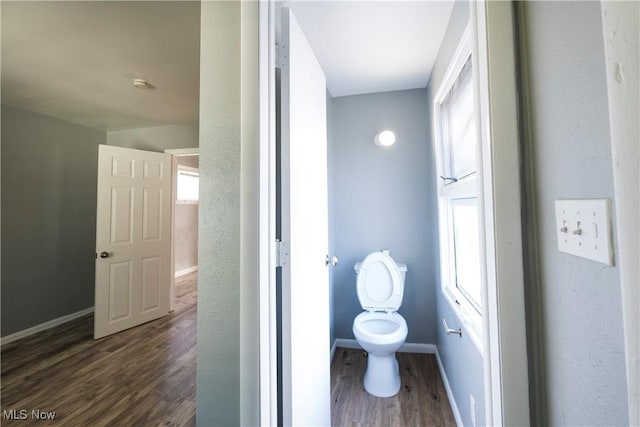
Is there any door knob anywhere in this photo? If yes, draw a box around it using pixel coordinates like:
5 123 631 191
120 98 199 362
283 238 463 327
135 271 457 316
325 255 339 266
99 251 110 259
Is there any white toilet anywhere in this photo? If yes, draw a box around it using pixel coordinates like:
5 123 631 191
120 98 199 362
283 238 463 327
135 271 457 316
352 250 408 398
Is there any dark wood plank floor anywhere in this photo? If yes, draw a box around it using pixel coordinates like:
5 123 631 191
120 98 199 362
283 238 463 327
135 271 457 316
331 347 456 427
1 272 197 427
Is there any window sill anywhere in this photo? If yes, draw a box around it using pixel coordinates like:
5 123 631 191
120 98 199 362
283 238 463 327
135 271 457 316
442 287 483 355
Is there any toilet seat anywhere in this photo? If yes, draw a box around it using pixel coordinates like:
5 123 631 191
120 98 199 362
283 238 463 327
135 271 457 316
356 251 404 312
353 311 408 345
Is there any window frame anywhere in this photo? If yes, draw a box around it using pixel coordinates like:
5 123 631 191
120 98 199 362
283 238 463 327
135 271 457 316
176 165 200 205
433 23 484 352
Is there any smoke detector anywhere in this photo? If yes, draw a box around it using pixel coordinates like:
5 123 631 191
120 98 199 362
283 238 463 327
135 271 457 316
132 79 154 89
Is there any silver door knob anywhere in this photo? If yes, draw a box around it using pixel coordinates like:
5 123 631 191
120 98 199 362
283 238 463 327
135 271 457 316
100 251 110 259
325 255 339 266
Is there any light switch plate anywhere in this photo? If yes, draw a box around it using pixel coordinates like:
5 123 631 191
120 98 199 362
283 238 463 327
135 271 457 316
554 199 614 265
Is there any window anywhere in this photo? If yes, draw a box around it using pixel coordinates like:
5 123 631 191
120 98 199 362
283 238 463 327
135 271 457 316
451 198 482 310
433 24 483 350
177 166 199 204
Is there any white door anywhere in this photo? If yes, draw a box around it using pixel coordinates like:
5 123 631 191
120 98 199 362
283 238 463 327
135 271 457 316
280 7 331 426
94 145 172 339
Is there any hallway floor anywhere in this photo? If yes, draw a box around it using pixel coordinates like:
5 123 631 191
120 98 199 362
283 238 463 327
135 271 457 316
331 347 456 427
1 272 197 426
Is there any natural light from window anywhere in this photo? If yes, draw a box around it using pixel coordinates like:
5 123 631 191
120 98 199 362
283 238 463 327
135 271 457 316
177 167 199 204
433 24 484 351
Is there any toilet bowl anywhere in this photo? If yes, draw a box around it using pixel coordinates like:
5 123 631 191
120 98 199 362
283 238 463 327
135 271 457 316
352 250 408 397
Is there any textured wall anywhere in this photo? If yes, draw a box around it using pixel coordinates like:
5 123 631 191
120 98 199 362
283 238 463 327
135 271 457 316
330 88 437 345
426 1 486 425
1 106 105 336
196 1 241 425
521 2 628 424
600 2 640 424
106 123 199 152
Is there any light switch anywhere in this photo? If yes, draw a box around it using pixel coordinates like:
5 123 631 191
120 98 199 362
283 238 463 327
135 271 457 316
554 199 614 265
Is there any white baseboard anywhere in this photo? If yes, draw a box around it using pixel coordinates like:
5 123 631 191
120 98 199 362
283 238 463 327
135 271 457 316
330 340 337 362
435 347 463 427
334 338 436 354
175 265 198 278
1 306 94 346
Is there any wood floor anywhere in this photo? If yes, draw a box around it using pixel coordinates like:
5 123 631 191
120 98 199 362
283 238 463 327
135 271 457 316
331 347 456 427
1 272 197 427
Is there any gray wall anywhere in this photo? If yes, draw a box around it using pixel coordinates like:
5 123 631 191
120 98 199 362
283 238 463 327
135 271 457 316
239 0 260 424
426 1 486 425
1 106 105 336
175 156 199 273
521 2 628 424
196 1 242 425
330 89 438 345
106 122 199 152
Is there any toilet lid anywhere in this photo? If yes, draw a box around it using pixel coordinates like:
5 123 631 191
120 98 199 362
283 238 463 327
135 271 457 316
356 251 404 312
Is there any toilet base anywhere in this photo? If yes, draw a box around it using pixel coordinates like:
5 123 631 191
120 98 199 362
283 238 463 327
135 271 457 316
363 353 401 397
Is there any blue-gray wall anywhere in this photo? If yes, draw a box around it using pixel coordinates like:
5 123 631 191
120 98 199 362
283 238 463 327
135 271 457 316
1 106 105 336
521 1 628 424
426 1 486 425
330 88 438 345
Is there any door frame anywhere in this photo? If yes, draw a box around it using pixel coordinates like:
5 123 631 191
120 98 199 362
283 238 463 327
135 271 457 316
258 1 278 424
165 147 199 312
256 1 530 425
472 1 530 425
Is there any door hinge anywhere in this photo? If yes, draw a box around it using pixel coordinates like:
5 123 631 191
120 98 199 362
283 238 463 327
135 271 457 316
275 239 289 268
276 44 288 68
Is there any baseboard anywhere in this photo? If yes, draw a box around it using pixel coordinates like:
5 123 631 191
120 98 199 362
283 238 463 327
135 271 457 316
334 338 436 354
435 347 463 427
330 340 337 362
400 342 437 354
334 338 361 349
1 307 94 346
175 265 198 278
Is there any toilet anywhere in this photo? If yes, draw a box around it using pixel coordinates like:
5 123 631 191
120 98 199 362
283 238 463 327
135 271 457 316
352 250 408 398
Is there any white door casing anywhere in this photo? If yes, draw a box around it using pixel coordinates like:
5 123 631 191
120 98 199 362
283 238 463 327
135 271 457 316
473 1 530 425
95 145 172 339
279 7 331 426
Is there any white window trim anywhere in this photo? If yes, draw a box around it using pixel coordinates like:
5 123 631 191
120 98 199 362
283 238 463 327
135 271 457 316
176 165 199 205
433 23 484 353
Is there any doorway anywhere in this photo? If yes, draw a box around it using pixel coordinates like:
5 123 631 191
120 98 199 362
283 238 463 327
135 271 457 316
260 1 530 425
168 149 200 311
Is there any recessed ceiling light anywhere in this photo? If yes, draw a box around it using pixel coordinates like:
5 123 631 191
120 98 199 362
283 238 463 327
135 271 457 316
132 79 154 89
374 130 396 147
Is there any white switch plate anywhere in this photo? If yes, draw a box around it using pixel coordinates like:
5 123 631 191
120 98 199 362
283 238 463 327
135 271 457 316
554 199 614 265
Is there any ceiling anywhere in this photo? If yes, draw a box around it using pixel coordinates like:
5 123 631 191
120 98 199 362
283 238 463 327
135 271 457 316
1 1 453 131
287 1 454 97
1 1 201 131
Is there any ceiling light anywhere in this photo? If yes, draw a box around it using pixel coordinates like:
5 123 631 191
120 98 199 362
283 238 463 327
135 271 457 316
374 130 396 147
132 79 154 89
